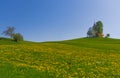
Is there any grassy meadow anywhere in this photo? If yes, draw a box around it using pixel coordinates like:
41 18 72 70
0 38 120 78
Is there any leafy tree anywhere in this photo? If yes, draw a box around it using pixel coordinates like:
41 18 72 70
2 26 15 38
96 21 103 37
13 33 23 42
92 21 104 37
96 21 103 33
87 27 93 37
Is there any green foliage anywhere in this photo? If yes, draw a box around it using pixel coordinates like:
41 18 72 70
105 33 110 38
87 27 93 37
87 21 104 38
13 33 23 42
96 21 103 33
93 21 103 37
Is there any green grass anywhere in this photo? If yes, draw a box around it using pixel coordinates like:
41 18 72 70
1 37 120 78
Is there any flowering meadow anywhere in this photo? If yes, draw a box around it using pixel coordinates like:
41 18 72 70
0 38 120 78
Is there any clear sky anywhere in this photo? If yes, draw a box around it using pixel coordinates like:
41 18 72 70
0 0 120 42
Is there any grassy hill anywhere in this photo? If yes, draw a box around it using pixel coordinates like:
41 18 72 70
0 38 120 78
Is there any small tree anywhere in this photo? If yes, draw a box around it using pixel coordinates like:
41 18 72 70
87 27 93 37
13 33 23 42
2 26 15 38
105 34 110 38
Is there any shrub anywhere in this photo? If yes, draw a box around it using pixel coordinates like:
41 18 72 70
105 34 110 38
13 33 23 42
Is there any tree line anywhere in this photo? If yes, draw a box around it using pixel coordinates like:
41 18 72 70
2 26 23 42
87 21 110 38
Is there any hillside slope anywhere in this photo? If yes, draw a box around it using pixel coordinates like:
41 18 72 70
0 38 120 78
60 38 120 51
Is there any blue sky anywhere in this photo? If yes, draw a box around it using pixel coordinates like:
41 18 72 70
0 0 120 42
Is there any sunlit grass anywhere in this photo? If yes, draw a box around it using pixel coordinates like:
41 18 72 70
0 38 120 77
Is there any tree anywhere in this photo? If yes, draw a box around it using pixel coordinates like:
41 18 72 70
105 34 110 38
2 26 15 38
13 33 23 42
93 23 97 37
87 27 93 37
87 21 104 38
95 21 103 37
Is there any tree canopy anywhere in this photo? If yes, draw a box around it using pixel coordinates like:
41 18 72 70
13 33 24 42
87 21 104 38
2 26 24 42
2 26 15 38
